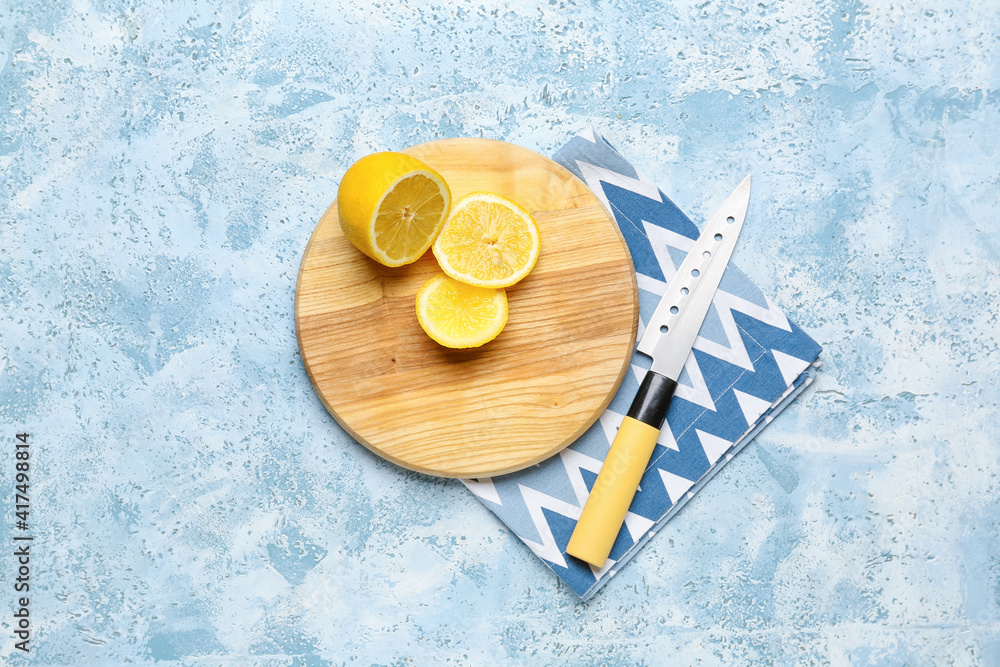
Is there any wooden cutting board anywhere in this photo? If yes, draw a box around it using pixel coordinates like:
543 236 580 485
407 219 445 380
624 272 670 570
295 138 637 478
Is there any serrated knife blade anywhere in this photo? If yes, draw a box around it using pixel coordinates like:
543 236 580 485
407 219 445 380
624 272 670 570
640 174 751 378
566 175 751 568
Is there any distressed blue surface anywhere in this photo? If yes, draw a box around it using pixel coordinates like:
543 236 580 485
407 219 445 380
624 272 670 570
1 0 998 664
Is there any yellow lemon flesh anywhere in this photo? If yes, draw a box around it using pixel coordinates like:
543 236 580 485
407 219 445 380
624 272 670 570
432 192 540 288
415 274 508 349
337 152 451 267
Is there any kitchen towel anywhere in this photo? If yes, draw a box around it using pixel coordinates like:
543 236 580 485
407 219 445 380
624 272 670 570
462 126 823 600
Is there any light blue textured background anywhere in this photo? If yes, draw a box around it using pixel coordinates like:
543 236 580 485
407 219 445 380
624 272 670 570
1 0 998 664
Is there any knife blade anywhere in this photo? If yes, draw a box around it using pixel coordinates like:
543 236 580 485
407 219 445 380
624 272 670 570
566 175 751 568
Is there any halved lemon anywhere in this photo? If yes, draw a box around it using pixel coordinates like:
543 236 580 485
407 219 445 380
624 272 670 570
432 192 540 288
337 152 451 267
415 274 508 349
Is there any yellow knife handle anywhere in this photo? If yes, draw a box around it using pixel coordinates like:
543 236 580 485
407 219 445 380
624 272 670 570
566 371 677 568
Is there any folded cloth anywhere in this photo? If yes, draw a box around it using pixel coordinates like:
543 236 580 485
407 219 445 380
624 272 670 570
461 127 823 599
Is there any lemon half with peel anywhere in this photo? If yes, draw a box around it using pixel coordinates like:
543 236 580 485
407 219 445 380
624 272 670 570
337 152 452 267
415 274 508 348
432 192 540 288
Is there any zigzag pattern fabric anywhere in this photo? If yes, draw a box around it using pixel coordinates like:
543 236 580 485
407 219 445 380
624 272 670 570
462 127 823 599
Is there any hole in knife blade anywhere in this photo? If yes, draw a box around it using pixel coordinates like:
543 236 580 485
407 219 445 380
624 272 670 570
670 306 678 314
727 216 735 224
659 324 669 333
691 269 700 277
703 250 711 259
681 287 689 295
714 233 723 241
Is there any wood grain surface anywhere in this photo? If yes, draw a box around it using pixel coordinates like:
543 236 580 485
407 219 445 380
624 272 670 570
294 138 637 478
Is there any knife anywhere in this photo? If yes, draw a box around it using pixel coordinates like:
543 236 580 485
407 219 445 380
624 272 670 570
566 175 751 568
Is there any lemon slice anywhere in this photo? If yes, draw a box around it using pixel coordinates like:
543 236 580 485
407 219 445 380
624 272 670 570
432 192 540 288
337 152 451 267
415 274 508 348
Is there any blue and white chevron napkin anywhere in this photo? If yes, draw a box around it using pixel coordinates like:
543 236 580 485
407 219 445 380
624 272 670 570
462 127 822 599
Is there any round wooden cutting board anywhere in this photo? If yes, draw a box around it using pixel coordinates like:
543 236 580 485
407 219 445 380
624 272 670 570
295 138 637 478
